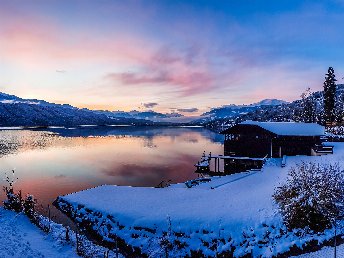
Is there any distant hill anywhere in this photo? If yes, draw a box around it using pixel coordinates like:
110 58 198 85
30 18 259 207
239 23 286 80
96 110 183 122
192 99 288 125
0 92 153 127
3 86 342 128
201 85 344 132
251 99 288 106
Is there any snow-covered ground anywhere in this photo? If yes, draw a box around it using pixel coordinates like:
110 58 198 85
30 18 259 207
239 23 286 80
292 243 344 257
56 142 344 257
0 207 79 258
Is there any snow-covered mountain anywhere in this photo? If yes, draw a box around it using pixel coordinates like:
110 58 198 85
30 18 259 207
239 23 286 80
202 85 344 131
199 99 288 122
251 99 288 106
0 92 292 127
0 92 153 127
109 110 182 121
0 92 74 107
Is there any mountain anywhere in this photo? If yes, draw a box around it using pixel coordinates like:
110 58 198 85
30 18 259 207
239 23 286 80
0 92 154 127
202 85 344 132
105 110 183 121
0 92 71 107
251 99 288 106
194 99 288 125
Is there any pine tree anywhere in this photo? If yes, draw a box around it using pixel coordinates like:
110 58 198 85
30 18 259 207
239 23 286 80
334 88 344 124
300 88 316 123
323 67 337 124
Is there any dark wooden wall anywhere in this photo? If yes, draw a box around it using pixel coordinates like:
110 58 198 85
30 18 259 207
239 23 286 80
222 124 322 158
223 124 275 158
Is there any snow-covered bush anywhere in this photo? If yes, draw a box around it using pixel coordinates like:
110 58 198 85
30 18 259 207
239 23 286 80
273 162 344 232
3 187 23 212
23 194 37 221
3 170 23 212
326 125 344 136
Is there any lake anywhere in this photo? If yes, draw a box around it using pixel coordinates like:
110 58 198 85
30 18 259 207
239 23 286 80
0 126 223 224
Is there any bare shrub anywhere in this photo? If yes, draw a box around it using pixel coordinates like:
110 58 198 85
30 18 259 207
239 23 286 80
273 162 344 232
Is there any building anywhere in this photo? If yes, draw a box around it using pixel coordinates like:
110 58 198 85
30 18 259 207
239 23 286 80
221 121 326 158
196 121 332 175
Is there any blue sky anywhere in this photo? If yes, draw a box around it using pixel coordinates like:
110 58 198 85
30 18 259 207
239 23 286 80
0 0 343 114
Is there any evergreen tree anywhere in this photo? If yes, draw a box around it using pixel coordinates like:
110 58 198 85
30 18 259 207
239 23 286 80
323 67 337 124
334 87 344 124
300 88 316 123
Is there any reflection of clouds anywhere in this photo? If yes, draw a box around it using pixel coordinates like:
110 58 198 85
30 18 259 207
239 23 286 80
143 137 157 148
54 174 66 179
101 154 198 187
185 138 198 144
0 127 224 226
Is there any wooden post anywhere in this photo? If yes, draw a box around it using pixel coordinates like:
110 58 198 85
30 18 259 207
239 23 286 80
116 235 119 258
48 204 51 233
334 217 337 258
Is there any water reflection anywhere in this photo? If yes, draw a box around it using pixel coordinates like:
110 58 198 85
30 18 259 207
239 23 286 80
0 126 223 224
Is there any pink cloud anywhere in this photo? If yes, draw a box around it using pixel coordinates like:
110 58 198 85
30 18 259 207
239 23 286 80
1 3 330 107
107 69 214 95
0 11 155 67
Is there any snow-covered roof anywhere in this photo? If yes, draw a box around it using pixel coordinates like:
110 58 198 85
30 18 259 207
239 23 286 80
239 121 325 136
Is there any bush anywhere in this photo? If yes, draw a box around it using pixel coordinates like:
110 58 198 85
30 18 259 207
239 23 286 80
3 187 23 212
23 194 37 220
3 170 23 212
273 162 344 232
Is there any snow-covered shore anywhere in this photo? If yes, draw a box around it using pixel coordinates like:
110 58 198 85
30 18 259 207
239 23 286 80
0 207 79 258
55 142 344 257
0 206 124 258
292 243 344 257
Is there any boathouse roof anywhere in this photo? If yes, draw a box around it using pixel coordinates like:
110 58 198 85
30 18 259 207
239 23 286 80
221 121 325 136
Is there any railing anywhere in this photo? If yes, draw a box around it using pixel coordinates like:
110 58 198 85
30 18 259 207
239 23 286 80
314 144 334 154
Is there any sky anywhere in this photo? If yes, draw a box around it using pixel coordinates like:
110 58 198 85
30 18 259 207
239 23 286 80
1 0 344 115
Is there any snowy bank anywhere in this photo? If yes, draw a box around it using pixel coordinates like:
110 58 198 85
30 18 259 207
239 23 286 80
0 206 125 258
292 242 344 257
0 207 79 258
55 143 344 257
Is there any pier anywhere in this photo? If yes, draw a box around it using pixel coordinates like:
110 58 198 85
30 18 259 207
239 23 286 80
195 152 267 175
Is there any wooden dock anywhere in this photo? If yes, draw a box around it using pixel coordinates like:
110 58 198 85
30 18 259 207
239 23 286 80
195 153 267 175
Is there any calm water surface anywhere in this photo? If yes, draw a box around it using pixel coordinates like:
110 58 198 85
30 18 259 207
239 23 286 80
0 126 223 224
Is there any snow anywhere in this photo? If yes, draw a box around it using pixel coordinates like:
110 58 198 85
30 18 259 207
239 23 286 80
292 242 344 258
240 121 325 136
0 207 79 258
56 142 344 257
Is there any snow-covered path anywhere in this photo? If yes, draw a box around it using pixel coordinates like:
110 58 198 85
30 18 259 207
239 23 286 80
0 207 79 258
292 243 344 257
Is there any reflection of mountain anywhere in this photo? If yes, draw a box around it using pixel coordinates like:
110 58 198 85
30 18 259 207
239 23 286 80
0 130 59 158
41 126 224 144
143 137 157 148
0 127 224 158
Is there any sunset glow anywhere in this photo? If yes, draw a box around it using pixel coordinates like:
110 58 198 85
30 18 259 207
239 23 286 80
1 0 344 115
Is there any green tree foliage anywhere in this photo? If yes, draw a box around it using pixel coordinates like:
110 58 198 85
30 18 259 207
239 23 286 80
273 162 344 232
323 67 337 124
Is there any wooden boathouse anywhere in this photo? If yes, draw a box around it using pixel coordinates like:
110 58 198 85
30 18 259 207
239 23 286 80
196 121 332 175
